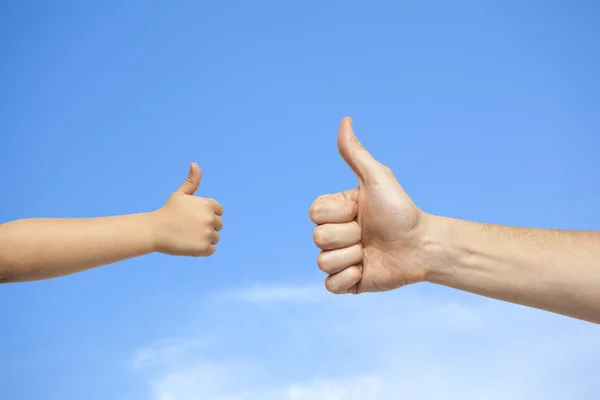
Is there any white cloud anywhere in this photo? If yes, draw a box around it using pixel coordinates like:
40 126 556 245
270 375 383 400
131 284 600 400
225 283 323 303
131 339 207 370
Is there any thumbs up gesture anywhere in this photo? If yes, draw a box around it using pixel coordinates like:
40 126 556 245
310 118 429 294
152 163 224 257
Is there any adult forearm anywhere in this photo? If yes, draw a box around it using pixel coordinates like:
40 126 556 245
423 214 600 324
0 213 157 283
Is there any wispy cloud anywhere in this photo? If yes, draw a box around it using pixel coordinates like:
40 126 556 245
131 339 207 371
225 283 323 303
131 283 600 400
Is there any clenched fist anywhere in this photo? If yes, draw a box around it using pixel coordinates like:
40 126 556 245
310 117 429 294
152 163 224 257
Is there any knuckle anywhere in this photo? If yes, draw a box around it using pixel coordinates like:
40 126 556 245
185 240 212 257
200 198 212 208
313 226 331 247
324 278 335 293
325 278 343 294
193 243 215 257
204 213 217 224
309 202 324 221
382 165 394 177
351 221 362 236
376 164 395 180
355 244 364 260
198 240 211 252
317 253 330 273
343 202 356 220
191 248 205 257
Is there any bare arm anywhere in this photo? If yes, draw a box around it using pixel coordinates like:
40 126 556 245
424 215 600 324
311 117 599 324
0 163 224 284
0 215 157 282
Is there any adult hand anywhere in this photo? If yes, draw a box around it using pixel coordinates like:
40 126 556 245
310 117 428 294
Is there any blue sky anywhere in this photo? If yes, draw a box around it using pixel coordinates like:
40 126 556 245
1 0 599 399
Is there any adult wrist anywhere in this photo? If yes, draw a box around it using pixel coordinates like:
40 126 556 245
419 213 460 285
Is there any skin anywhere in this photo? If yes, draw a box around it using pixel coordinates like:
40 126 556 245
310 117 600 324
0 163 223 283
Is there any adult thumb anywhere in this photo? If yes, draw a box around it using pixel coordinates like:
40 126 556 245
176 163 202 195
337 117 381 182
